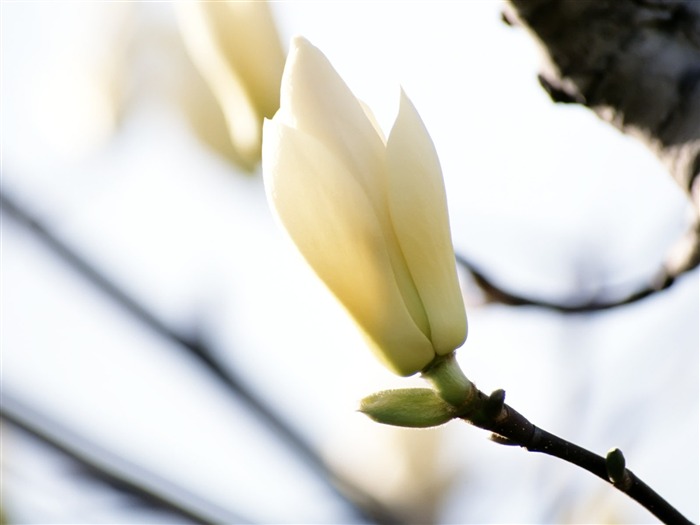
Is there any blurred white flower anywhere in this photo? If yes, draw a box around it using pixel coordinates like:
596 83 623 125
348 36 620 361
263 37 467 376
21 3 131 164
176 1 285 170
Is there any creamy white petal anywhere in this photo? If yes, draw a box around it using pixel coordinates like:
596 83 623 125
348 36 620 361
279 37 430 340
279 37 387 214
263 118 435 375
386 90 467 354
358 100 386 144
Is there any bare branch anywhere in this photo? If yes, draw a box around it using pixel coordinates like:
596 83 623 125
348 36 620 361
462 388 694 525
456 237 698 313
470 0 700 311
0 188 404 525
1 394 251 525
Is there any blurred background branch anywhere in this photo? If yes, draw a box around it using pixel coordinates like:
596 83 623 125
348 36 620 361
1 394 251 525
0 188 404 525
456 226 699 312
460 0 700 314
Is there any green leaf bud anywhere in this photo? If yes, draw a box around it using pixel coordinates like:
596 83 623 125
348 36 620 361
359 388 456 428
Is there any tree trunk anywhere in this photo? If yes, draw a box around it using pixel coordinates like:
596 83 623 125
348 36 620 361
504 0 700 274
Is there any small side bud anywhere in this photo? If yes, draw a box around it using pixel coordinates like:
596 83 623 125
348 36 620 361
483 389 506 419
606 447 627 485
359 388 456 428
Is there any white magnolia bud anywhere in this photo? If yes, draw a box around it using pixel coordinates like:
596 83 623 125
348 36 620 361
263 37 467 376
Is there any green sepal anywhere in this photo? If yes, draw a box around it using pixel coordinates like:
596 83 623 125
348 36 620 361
359 388 456 428
421 353 475 409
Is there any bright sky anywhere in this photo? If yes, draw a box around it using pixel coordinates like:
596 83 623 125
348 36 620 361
2 2 697 524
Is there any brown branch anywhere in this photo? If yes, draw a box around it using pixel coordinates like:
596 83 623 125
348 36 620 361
462 388 694 525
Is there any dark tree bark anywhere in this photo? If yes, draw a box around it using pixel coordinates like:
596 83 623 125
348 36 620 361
504 0 700 276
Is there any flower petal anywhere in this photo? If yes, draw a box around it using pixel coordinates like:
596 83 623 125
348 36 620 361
277 37 431 342
263 118 435 376
279 37 387 215
386 90 467 355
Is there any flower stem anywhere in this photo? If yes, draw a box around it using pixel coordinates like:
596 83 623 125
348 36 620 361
421 353 476 408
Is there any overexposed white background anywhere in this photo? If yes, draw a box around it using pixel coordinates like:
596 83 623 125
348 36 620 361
2 2 697 523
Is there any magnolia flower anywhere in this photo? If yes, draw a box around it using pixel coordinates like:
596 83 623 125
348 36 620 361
176 1 285 170
263 37 467 376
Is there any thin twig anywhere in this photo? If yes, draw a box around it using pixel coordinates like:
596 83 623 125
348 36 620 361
455 248 698 314
1 393 252 525
0 188 403 525
463 389 694 525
